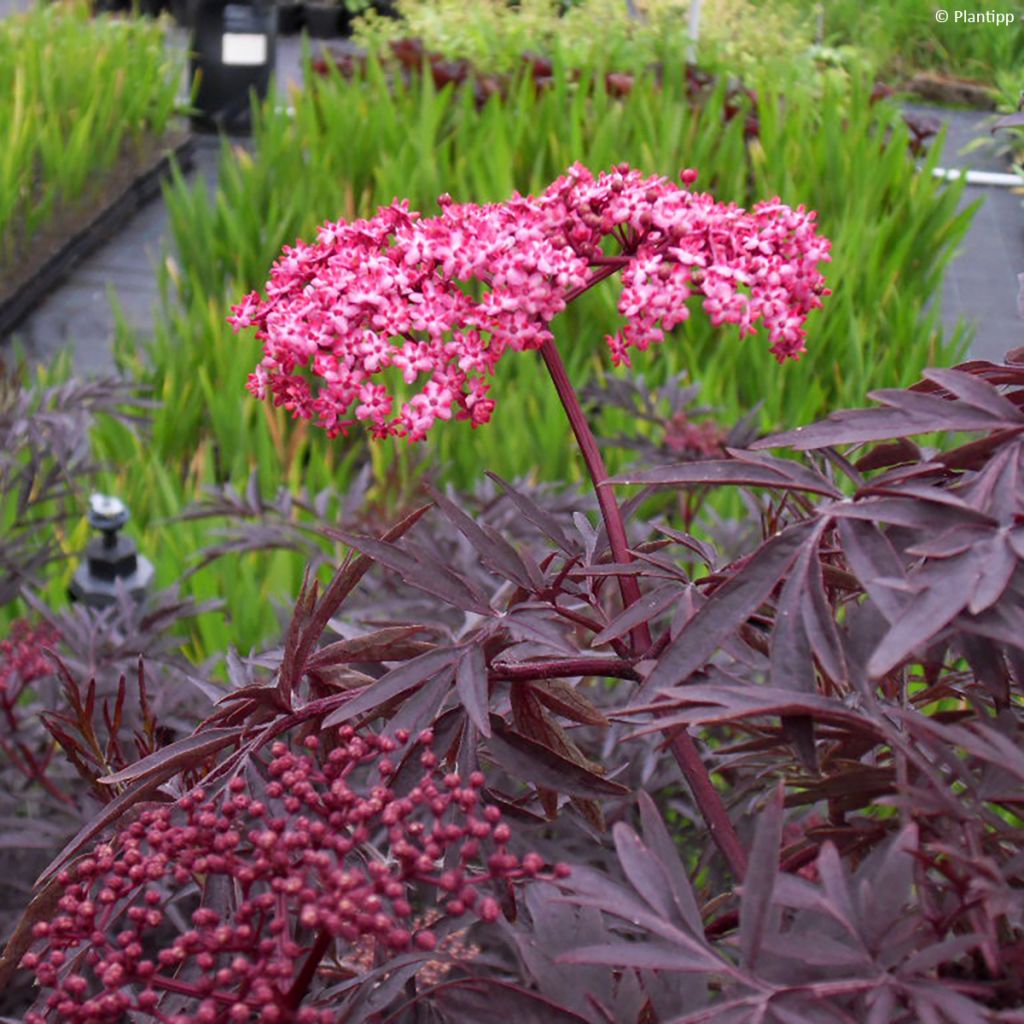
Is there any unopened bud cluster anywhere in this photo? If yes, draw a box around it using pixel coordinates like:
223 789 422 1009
22 726 567 1022
0 618 57 698
0 618 58 757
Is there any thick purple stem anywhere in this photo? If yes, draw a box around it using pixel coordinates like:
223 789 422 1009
284 928 333 1010
538 341 649 651
539 337 748 881
491 656 641 683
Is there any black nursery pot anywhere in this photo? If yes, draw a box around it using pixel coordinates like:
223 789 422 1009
189 0 278 134
93 0 168 16
303 2 348 37
276 0 304 33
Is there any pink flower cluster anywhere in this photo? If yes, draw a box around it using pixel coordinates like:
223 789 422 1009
23 727 565 1023
229 163 830 442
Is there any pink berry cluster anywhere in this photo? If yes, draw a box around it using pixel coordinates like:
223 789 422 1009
0 619 59 790
229 163 830 442
0 618 57 697
22 727 566 1023
1 619 58 752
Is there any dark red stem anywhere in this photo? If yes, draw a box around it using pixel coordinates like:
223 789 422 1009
284 928 333 1010
538 340 649 652
490 656 640 682
539 336 748 881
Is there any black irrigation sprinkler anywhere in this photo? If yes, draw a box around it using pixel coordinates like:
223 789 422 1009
69 494 154 609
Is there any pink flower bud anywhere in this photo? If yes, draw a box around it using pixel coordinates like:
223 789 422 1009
479 898 501 922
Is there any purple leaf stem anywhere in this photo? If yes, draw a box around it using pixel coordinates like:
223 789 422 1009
489 657 641 683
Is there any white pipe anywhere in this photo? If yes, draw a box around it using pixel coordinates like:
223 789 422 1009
932 167 1024 187
686 0 701 65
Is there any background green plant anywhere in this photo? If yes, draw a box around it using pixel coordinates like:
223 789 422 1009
353 0 696 74
351 0 868 92
0 1 181 275
16 48 974 670
153 55 972 486
984 70 1024 169
794 0 1024 82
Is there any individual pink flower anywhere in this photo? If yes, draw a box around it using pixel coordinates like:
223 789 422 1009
229 164 830 441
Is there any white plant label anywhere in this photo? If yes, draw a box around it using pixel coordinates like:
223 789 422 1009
222 33 267 66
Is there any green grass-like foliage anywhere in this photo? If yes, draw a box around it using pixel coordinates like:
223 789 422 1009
86 50 975 663
0 1 181 273
155 52 973 490
794 0 1024 82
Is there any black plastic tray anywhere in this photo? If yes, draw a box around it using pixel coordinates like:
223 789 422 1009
0 135 196 342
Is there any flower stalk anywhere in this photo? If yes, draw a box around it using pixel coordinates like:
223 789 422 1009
540 336 748 880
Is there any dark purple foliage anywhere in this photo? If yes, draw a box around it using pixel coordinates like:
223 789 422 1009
4 354 1024 1020
0 370 220 1013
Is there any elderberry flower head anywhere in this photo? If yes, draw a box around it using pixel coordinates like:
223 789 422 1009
229 163 830 442
22 727 567 1023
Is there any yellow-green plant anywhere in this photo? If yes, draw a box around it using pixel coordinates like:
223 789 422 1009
353 0 696 72
351 0 872 93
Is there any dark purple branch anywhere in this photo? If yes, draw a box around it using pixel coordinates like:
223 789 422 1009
285 928 333 1010
589 254 631 268
538 335 748 880
490 657 640 683
563 263 621 304
538 338 650 652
